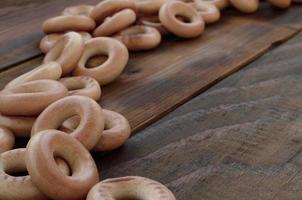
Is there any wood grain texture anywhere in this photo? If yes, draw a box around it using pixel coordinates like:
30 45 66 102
0 0 100 70
0 2 301 70
96 31 302 200
0 10 299 134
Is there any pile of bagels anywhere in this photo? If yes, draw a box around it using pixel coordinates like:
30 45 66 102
0 0 300 199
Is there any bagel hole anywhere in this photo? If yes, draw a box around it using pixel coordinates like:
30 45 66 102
59 115 80 132
86 55 108 68
6 170 29 177
176 15 192 23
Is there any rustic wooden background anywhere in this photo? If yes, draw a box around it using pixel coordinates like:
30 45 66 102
0 1 302 199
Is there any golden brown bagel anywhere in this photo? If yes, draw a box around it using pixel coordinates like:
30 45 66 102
87 176 176 200
40 32 91 53
31 95 104 150
43 32 84 76
73 37 129 85
42 15 96 33
159 0 205 38
59 76 101 101
0 148 69 200
61 109 131 152
93 9 136 37
4 62 62 89
26 130 99 200
62 5 94 16
0 80 68 116
0 113 35 137
229 0 259 13
114 25 161 51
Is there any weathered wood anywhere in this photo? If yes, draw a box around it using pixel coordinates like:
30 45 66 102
0 0 100 70
0 11 298 134
96 32 302 200
0 2 301 71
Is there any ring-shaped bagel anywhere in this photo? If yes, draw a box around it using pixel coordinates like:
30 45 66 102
229 0 259 13
0 148 69 200
87 176 176 200
0 80 68 116
73 37 129 85
159 0 205 38
135 0 168 14
62 5 95 16
26 130 99 200
268 0 291 8
43 32 84 76
93 9 137 37
189 2 221 24
0 126 14 153
40 32 91 53
0 113 35 137
31 95 104 150
195 0 229 10
114 25 161 51
61 109 131 152
4 62 62 89
42 15 96 33
137 14 169 35
90 0 137 23
59 76 101 101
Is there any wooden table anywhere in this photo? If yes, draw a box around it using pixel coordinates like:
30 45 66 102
1 1 302 199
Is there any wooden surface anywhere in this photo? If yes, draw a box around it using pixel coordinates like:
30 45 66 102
99 31 302 200
0 1 302 199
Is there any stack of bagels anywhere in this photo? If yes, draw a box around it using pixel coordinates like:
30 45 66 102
0 0 300 199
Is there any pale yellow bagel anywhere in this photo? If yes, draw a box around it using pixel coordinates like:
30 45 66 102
0 148 69 200
268 0 291 8
135 0 168 14
229 0 259 13
87 176 176 200
114 25 161 51
73 37 129 85
31 95 104 150
62 5 95 16
0 126 14 153
43 32 84 76
61 109 131 152
159 0 205 38
93 9 137 37
42 15 96 33
26 130 99 200
59 76 102 101
4 62 62 89
0 80 68 116
40 32 91 53
0 113 35 137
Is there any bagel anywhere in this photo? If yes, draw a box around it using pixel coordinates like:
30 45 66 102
26 130 99 200
87 176 176 200
114 25 161 51
43 32 84 75
73 37 129 85
0 80 68 116
31 95 104 150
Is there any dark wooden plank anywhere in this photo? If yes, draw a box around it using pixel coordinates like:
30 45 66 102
0 0 100 70
0 12 298 134
96 32 302 200
0 1 302 71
